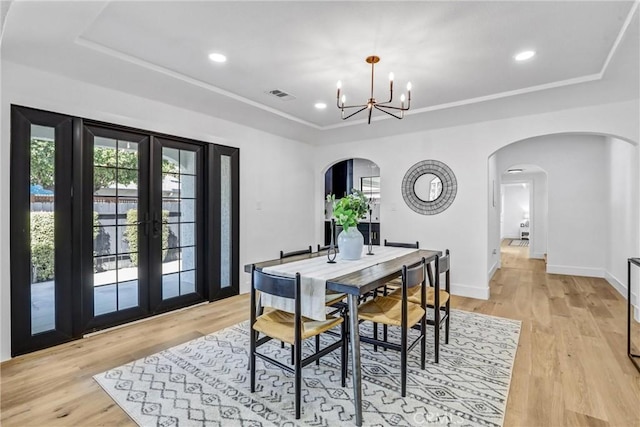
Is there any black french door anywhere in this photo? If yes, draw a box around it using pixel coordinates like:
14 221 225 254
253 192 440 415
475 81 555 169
81 128 207 331
10 106 239 356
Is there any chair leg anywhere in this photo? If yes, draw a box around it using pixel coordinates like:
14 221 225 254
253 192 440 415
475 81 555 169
315 335 320 366
383 286 389 351
341 320 347 387
383 324 388 350
420 314 426 370
291 345 295 365
434 306 440 364
373 323 378 352
281 341 285 349
294 339 302 419
401 325 408 397
250 329 257 393
445 304 450 344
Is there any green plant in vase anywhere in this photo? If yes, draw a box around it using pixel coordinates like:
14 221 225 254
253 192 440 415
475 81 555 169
327 190 369 260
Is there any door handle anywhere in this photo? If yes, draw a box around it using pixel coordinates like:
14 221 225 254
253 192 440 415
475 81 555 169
135 212 151 236
152 212 162 238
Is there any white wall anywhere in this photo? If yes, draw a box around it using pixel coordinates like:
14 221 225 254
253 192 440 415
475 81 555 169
605 137 640 308
496 135 609 276
0 62 317 361
314 100 639 303
501 184 530 239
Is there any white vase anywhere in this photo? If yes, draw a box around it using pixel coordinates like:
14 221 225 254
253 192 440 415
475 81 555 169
337 226 364 260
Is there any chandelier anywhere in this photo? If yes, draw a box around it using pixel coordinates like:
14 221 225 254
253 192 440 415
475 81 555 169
336 55 411 124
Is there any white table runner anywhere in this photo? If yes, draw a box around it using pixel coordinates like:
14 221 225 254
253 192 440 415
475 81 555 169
262 246 418 321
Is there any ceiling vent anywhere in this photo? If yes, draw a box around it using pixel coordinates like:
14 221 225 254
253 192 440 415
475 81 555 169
265 89 296 101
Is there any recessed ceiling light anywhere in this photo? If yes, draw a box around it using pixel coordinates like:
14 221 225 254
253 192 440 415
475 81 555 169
514 50 535 61
208 53 227 63
314 102 327 109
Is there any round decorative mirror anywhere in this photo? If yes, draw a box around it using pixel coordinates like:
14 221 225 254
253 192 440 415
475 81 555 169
402 160 457 215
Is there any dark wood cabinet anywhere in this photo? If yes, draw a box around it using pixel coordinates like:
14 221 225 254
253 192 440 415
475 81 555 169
358 223 380 245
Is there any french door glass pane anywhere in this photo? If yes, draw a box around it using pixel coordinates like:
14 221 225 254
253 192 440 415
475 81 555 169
161 147 198 299
220 155 231 289
30 124 56 334
93 137 140 315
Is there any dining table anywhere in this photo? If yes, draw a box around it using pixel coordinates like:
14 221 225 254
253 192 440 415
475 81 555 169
245 246 442 426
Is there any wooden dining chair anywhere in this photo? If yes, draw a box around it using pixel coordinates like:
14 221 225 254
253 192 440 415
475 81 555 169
249 266 347 419
280 246 313 259
357 258 427 396
280 246 346 307
388 250 451 363
380 240 420 288
372 240 421 347
279 247 346 362
384 239 420 249
280 246 345 305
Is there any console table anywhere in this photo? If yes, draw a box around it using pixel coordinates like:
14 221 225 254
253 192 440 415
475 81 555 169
627 258 640 373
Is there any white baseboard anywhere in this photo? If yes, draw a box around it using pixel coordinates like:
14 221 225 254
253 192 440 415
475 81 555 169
488 261 499 281
531 252 545 259
604 271 627 298
451 283 490 300
604 271 639 322
546 264 605 278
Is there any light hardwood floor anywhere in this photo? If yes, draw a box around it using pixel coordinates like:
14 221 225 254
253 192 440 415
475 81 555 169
1 242 639 426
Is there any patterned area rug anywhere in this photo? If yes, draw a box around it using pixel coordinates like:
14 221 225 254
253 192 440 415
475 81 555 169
509 239 529 247
94 310 520 426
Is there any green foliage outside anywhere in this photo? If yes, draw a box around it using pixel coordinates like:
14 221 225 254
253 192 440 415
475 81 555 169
31 211 55 281
93 148 138 192
30 139 178 192
30 211 99 282
327 189 369 232
30 139 56 189
124 209 170 266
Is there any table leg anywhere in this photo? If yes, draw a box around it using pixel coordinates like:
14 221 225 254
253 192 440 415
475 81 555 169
348 294 363 426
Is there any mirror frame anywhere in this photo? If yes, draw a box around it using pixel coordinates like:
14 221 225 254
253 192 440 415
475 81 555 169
401 159 457 215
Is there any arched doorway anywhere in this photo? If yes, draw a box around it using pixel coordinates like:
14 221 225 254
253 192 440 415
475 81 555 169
323 158 380 246
488 133 638 292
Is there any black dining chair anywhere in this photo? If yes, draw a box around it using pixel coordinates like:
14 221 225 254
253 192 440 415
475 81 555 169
279 246 346 363
280 246 313 259
388 250 451 363
372 240 422 348
356 258 427 397
280 246 345 308
380 240 421 289
249 266 347 419
384 239 420 249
